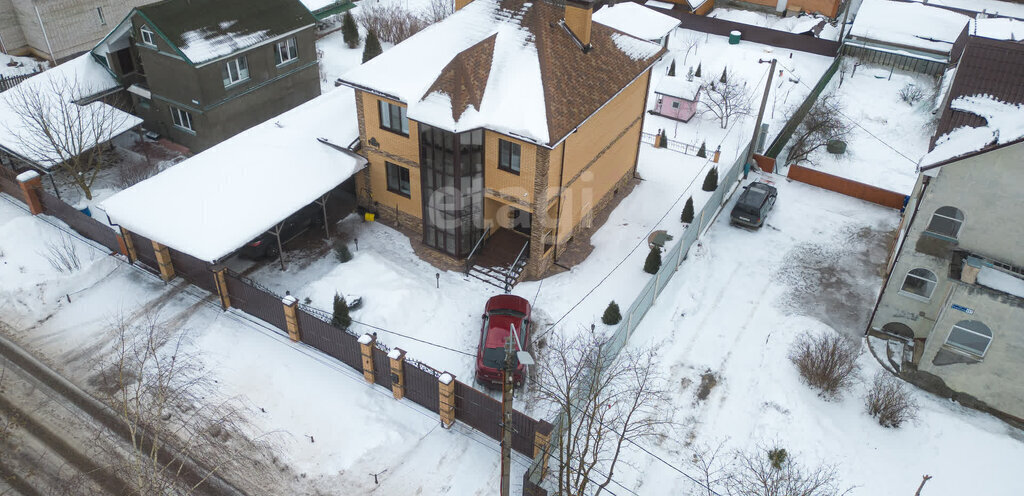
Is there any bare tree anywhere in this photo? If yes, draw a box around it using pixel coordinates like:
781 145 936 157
4 74 132 200
786 90 851 166
726 443 850 496
699 72 753 129
687 440 730 496
92 314 273 494
423 0 455 24
534 331 673 496
357 2 427 45
679 31 703 65
39 232 82 273
865 371 918 428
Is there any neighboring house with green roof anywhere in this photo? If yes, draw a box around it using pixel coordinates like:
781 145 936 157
90 0 321 152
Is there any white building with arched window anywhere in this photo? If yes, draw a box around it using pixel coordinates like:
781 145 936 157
869 136 1024 423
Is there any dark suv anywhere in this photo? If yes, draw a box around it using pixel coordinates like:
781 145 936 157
730 182 778 228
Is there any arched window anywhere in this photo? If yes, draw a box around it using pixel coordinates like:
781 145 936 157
945 320 992 357
900 268 937 299
926 206 964 239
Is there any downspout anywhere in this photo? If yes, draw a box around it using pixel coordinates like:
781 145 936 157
34 4 57 64
551 140 568 266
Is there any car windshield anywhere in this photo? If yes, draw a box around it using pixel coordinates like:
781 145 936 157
488 309 525 318
482 347 518 369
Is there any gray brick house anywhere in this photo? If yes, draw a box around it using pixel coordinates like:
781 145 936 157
90 0 321 151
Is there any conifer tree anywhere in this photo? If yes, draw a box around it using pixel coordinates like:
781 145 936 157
696 141 707 158
342 11 360 49
332 292 351 329
601 301 622 325
362 30 382 63
701 167 718 192
668 59 676 77
719 67 728 84
643 246 662 274
680 197 694 223
694 62 702 78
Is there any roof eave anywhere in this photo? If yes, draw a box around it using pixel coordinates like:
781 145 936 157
920 135 1024 171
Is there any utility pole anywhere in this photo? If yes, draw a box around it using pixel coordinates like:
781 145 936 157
746 58 777 178
499 335 514 496
837 0 853 42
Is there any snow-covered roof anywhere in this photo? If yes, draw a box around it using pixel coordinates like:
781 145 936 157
101 88 365 263
850 0 970 54
0 54 142 169
593 3 680 41
977 266 1024 299
907 0 1024 20
300 0 341 12
972 17 1024 41
923 95 1024 165
137 0 315 65
340 0 664 146
654 76 701 101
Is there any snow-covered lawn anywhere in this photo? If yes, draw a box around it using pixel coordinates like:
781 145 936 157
593 177 1024 495
801 65 937 194
0 53 47 79
0 194 526 494
648 27 835 168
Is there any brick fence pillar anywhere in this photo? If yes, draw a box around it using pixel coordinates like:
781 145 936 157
712 146 721 163
358 333 376 384
388 348 406 400
438 372 455 428
282 295 300 342
16 170 43 215
212 266 230 309
152 241 175 281
118 227 138 263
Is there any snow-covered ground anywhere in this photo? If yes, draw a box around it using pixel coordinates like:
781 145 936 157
709 8 841 40
0 53 46 79
598 176 1024 495
0 194 526 494
800 64 937 194
647 27 834 166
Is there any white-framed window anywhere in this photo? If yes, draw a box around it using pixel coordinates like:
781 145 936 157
925 206 964 239
275 37 298 66
900 268 937 300
945 320 992 357
222 56 249 87
378 100 409 136
140 25 156 46
170 106 194 132
97 7 106 25
671 101 680 109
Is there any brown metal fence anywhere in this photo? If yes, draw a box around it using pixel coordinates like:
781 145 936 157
403 362 440 413
224 272 289 330
0 175 20 198
788 164 907 209
0 73 35 93
130 232 160 273
296 309 364 370
37 190 121 253
372 346 392 388
454 381 503 440
168 248 216 293
660 9 841 57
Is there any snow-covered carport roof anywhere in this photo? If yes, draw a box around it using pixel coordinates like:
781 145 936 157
592 2 681 42
0 54 142 170
100 88 366 264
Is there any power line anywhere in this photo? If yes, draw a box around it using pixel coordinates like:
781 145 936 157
350 318 477 357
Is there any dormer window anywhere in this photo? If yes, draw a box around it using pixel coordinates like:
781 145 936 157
140 25 156 46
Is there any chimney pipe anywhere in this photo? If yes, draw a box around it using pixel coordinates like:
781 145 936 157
455 0 472 10
564 0 594 48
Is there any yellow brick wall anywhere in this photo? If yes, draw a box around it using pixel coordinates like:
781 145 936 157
359 91 420 165
366 153 423 219
484 131 536 205
561 72 649 181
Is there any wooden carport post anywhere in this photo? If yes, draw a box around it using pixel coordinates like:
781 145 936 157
212 265 230 309
117 227 137 263
152 241 175 281
438 372 455 428
358 333 376 384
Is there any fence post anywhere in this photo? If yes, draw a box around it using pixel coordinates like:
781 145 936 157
151 241 175 281
212 265 230 309
675 240 685 268
282 295 300 342
16 170 43 215
118 227 138 263
358 333 376 384
438 372 455 428
388 348 406 400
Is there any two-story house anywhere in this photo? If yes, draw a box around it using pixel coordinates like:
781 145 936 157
868 37 1024 424
340 0 664 281
1 0 161 63
89 0 321 152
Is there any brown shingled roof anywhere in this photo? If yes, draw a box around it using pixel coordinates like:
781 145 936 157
932 36 1024 149
424 34 497 122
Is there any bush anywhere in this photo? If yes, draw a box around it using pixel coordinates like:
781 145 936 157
701 167 718 192
362 30 382 63
601 301 622 325
694 62 702 78
332 293 351 329
865 371 918 428
335 242 353 263
680 197 694 223
696 370 717 401
643 246 662 274
342 11 360 49
696 141 707 158
898 83 925 106
668 59 676 77
41 233 81 273
788 331 860 400
357 2 427 45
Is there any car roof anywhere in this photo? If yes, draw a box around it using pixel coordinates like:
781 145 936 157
485 294 530 314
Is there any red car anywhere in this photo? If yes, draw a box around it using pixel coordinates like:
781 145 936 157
475 295 531 388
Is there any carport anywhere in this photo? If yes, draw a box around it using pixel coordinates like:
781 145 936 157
101 88 366 271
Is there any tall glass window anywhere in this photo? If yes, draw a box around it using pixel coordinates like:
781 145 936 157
419 124 483 257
